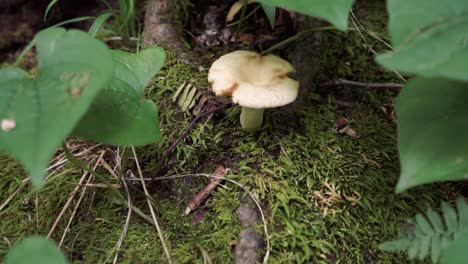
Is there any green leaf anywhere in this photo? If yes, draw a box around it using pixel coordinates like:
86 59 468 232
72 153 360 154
379 239 411 252
89 12 114 37
4 236 68 264
442 202 458 234
427 208 444 233
0 28 113 188
395 78 468 192
416 213 433 235
418 236 431 261
441 232 468 264
376 0 468 81
73 46 165 146
456 198 468 233
261 3 276 28
431 234 441 264
408 241 419 259
255 0 354 31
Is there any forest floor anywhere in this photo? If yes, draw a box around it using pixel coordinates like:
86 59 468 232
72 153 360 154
0 1 458 263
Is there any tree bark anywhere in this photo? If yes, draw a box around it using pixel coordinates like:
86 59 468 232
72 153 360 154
143 0 185 51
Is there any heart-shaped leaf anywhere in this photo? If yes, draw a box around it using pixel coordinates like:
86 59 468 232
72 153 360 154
73 46 165 146
377 0 468 81
4 236 68 264
255 0 354 31
0 28 113 188
396 77 468 192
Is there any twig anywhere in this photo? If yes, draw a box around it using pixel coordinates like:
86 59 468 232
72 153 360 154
154 106 226 175
48 152 104 239
112 173 132 264
0 179 28 212
349 11 407 83
132 147 172 264
105 149 133 264
0 144 98 213
185 166 226 214
47 170 91 237
58 152 104 246
68 183 121 189
153 173 270 264
320 79 403 89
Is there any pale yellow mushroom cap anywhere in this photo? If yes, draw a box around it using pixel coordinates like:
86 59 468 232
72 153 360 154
208 50 299 108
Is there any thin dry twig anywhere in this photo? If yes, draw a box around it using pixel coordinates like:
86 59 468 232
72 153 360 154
0 144 99 213
58 151 104 246
104 148 132 264
349 10 407 83
111 173 132 264
68 183 121 189
0 179 29 212
132 147 173 264
153 173 271 264
47 151 104 238
321 79 403 89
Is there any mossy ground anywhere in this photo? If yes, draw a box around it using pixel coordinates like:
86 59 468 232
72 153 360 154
0 1 457 263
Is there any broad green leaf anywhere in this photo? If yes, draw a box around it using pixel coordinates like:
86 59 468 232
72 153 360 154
4 236 68 264
395 78 468 192
73 46 165 146
441 233 468 264
376 0 468 81
442 202 458 234
261 3 276 28
0 28 113 188
427 208 444 233
255 0 354 31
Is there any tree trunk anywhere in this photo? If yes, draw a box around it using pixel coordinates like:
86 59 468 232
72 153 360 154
143 0 185 51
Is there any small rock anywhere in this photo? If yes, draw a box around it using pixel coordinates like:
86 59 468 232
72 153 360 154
234 227 263 264
237 206 258 228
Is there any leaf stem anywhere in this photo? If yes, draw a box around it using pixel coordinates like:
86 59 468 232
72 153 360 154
261 26 339 55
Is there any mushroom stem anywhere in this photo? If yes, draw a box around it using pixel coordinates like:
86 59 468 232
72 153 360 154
240 107 265 133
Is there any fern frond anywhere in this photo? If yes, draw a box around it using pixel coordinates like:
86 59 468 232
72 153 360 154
379 197 468 263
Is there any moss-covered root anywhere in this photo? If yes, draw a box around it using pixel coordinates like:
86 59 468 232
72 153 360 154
240 107 264 133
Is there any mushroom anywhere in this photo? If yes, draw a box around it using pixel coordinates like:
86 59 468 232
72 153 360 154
208 50 299 133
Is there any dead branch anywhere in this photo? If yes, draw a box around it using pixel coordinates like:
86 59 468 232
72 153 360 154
321 79 403 89
185 166 227 215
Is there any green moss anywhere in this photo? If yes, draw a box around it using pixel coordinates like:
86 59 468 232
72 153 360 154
0 1 455 263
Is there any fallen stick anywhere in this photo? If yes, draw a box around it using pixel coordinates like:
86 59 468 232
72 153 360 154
185 166 227 215
320 79 403 89
68 183 121 189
